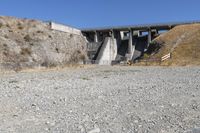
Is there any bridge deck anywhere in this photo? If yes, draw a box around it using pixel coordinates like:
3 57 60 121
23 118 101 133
81 21 200 32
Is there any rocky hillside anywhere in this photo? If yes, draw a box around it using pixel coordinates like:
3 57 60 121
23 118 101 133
146 24 200 66
0 16 87 71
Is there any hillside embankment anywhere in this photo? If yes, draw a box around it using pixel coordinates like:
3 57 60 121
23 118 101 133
0 16 87 71
146 24 200 66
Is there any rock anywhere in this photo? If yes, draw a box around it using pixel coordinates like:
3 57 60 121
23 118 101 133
78 125 86 133
185 128 200 133
88 128 100 133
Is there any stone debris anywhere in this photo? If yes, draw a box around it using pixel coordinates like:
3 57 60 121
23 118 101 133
88 128 100 133
0 66 199 132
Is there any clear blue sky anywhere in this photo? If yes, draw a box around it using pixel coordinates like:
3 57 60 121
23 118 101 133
0 0 200 28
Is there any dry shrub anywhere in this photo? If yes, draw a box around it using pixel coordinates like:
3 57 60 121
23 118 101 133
69 50 86 64
20 48 32 55
55 48 59 53
36 30 43 33
6 24 10 28
18 26 24 30
0 23 3 28
4 35 9 39
79 54 86 60
1 50 23 72
40 56 58 68
146 41 163 55
17 22 24 30
48 35 52 39
24 34 32 42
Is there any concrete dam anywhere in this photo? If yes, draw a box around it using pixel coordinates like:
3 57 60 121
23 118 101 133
51 21 200 65
81 21 200 65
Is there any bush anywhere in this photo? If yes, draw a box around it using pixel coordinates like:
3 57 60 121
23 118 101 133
41 59 57 68
8 30 13 32
18 26 24 30
4 35 9 39
55 48 59 53
6 24 10 28
143 53 150 59
20 48 32 55
36 30 43 33
146 41 163 55
79 54 86 60
17 22 24 30
0 23 3 28
3 43 7 47
68 50 86 63
24 35 32 42
48 35 52 39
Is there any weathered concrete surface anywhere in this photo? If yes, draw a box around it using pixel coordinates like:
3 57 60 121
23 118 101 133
126 30 135 60
96 37 117 65
0 66 199 133
50 22 82 35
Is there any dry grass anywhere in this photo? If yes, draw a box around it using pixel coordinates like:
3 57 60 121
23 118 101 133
7 64 95 74
145 24 200 66
0 23 3 28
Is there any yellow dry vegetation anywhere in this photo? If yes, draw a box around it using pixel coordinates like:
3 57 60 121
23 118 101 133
148 24 200 66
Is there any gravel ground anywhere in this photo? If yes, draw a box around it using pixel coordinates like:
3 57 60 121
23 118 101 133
0 66 200 133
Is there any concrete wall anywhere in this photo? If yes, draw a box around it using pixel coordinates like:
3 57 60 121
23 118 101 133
50 22 82 35
96 37 117 65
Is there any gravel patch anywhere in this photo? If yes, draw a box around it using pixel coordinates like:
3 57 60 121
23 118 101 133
0 66 200 133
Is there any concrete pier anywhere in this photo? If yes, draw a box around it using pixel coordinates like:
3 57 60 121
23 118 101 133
94 31 98 42
126 29 135 60
128 30 133 54
96 37 117 65
147 29 152 47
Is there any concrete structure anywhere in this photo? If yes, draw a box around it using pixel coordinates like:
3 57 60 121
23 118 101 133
126 29 134 60
50 22 82 35
82 21 200 32
148 29 152 47
94 31 98 42
81 21 200 65
96 37 117 65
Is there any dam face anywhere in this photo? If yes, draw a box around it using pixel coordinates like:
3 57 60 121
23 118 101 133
82 26 168 65
81 21 200 65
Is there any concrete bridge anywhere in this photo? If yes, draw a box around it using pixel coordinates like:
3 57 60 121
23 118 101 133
81 21 200 65
50 21 200 65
